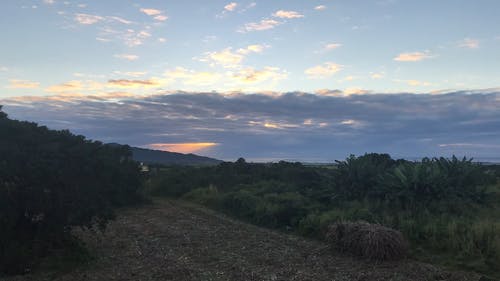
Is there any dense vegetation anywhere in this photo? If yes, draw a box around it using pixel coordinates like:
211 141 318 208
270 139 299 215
131 146 222 166
0 106 144 275
147 155 500 276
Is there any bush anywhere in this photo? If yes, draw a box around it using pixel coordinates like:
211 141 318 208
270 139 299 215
325 221 408 261
0 109 143 275
333 153 397 200
378 157 494 212
146 153 500 275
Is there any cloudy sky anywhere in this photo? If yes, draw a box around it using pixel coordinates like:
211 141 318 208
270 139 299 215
1 0 499 161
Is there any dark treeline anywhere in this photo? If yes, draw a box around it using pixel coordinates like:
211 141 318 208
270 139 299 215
0 106 144 275
147 155 500 275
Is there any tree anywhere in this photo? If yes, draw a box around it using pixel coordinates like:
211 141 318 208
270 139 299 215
0 105 6 119
0 113 143 274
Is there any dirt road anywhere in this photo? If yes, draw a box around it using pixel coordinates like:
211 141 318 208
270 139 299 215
5 200 479 281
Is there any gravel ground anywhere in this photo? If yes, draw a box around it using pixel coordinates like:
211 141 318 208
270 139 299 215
3 199 481 281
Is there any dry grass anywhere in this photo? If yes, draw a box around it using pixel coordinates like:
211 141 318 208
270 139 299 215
326 221 409 261
4 200 478 281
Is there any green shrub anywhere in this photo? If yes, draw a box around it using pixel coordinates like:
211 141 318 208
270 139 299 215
0 110 143 275
333 153 397 200
146 153 500 275
378 157 493 212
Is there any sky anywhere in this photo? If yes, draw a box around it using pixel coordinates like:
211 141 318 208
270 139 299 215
1 0 500 161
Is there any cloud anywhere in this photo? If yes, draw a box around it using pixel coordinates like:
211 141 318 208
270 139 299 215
406 80 431 87
113 71 148 77
344 88 371 95
154 15 168 21
394 51 432 62
242 2 256 12
140 8 162 16
165 67 223 86
201 48 244 68
107 16 133 25
74 13 104 25
459 38 480 49
45 80 105 94
46 80 84 93
140 8 168 21
237 44 268 55
438 143 500 149
314 89 344 96
107 79 164 88
314 5 327 11
43 0 55 4
99 29 152 47
163 66 286 88
230 67 287 83
324 43 342 51
224 2 238 11
240 19 281 32
7 79 40 89
2 91 500 161
200 45 268 68
114 54 139 61
371 73 384 79
0 66 8 72
305 62 343 78
148 143 218 154
273 10 304 19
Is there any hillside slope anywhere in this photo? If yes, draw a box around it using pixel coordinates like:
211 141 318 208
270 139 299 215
7 200 480 281
131 147 222 166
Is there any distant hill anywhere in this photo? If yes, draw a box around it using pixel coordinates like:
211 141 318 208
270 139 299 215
130 146 222 166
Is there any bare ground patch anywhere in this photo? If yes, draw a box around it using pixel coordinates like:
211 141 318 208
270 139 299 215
4 199 480 281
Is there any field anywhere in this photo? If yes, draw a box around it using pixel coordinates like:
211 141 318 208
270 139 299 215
2 111 499 279
146 156 500 278
4 199 480 281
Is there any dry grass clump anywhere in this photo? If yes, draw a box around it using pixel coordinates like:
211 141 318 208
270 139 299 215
325 221 408 261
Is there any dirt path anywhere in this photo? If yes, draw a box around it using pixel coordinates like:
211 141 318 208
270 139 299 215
5 200 479 281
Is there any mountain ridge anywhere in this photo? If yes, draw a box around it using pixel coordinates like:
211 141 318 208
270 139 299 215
130 146 222 166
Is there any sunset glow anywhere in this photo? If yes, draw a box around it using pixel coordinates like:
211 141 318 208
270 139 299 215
148 143 218 154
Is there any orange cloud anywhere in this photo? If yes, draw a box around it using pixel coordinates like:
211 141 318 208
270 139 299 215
46 80 84 93
154 15 168 21
406 80 431 86
148 143 218 154
237 44 268 55
165 67 222 85
8 79 40 89
202 48 244 68
344 88 371 95
305 62 343 79
224 2 238 11
140 8 162 16
231 67 287 83
107 79 163 88
2 91 138 103
394 51 432 62
273 10 304 19
140 8 167 21
324 43 342 50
